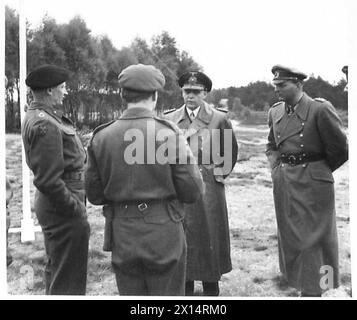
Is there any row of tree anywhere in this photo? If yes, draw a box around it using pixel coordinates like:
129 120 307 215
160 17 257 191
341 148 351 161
206 77 347 113
5 6 347 132
5 6 200 131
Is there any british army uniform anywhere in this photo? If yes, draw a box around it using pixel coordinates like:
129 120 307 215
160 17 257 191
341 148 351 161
85 64 204 295
22 65 90 295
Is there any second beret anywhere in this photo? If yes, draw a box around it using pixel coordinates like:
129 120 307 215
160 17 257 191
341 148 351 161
118 64 165 92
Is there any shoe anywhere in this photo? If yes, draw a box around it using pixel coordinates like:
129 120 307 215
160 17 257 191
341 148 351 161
203 282 219 296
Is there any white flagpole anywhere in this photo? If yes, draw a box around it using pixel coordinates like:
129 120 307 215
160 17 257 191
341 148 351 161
18 0 38 242
1 0 8 295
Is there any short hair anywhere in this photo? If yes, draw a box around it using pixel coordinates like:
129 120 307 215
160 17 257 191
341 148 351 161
121 88 156 104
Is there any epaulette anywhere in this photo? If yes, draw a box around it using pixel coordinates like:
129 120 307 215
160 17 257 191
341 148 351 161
92 120 115 138
36 110 49 119
163 108 176 115
272 101 283 108
154 116 179 133
314 97 327 103
216 107 228 113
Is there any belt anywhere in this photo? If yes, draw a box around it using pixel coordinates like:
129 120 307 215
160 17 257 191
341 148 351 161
279 153 324 166
116 198 171 212
63 170 84 181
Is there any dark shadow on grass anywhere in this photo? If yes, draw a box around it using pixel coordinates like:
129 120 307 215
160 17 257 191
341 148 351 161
272 275 290 291
253 277 267 284
341 273 351 286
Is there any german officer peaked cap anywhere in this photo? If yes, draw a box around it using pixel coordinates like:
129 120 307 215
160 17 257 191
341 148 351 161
178 71 212 92
26 64 69 90
118 64 165 92
272 65 307 83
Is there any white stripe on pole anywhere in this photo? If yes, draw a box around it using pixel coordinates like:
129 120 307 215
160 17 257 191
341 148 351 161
19 0 39 242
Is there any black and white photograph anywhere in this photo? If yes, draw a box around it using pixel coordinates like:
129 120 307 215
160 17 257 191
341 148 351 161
1 0 354 300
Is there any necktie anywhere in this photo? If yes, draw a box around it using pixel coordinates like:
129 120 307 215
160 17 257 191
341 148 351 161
190 111 195 120
286 104 294 115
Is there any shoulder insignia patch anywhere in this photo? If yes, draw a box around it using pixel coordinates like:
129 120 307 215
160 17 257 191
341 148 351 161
314 97 327 103
163 108 176 115
37 124 48 136
216 107 228 113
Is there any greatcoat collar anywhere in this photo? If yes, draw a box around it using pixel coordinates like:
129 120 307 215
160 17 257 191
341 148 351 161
273 93 312 145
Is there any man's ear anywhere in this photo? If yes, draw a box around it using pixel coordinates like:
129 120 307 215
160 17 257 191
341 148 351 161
46 88 53 96
202 91 208 99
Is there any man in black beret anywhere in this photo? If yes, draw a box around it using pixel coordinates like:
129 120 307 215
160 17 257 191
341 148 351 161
266 65 348 297
164 71 238 296
22 64 90 295
85 64 204 295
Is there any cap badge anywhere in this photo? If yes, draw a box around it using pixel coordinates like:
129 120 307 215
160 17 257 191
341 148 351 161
188 73 198 85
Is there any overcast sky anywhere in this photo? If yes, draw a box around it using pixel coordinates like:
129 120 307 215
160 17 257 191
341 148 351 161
5 0 355 88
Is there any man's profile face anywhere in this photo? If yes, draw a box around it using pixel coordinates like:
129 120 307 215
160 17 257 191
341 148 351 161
49 82 68 105
274 80 299 102
182 88 207 110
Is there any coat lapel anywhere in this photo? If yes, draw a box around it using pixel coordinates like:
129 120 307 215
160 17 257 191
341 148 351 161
276 93 311 145
176 102 213 139
294 93 311 122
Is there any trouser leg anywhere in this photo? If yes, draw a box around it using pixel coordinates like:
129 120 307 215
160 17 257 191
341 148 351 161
145 244 186 296
43 218 90 295
113 263 148 295
185 281 194 296
43 238 52 295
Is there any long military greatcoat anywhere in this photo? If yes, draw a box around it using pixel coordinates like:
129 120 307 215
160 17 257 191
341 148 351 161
266 93 348 294
165 102 238 282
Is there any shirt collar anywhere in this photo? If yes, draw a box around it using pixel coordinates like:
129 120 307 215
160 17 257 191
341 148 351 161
186 106 200 119
120 107 155 119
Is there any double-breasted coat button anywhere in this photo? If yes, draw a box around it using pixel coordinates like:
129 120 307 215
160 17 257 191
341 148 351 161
300 144 304 148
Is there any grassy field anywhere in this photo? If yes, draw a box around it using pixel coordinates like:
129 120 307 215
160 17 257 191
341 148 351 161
6 121 350 297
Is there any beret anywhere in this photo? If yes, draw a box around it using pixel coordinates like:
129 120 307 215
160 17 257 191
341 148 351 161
271 65 307 83
118 64 165 92
178 71 212 92
26 64 69 90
